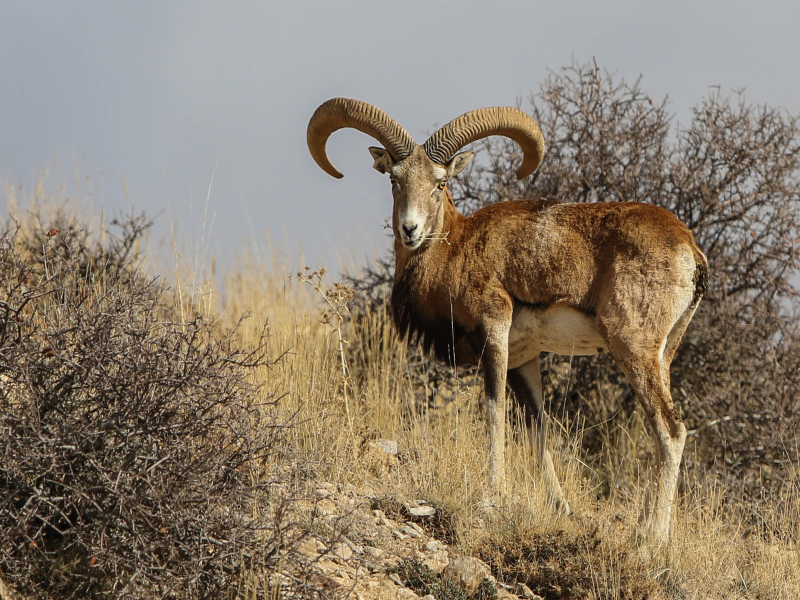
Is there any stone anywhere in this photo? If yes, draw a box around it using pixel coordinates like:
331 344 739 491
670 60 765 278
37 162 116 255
407 505 436 517
517 582 544 599
425 540 446 553
422 550 449 574
403 499 436 518
371 439 398 455
359 484 379 499
442 556 494 593
332 542 353 561
296 537 321 559
405 521 425 536
341 536 361 554
358 577 417 600
316 481 336 497
400 524 422 538
315 498 338 516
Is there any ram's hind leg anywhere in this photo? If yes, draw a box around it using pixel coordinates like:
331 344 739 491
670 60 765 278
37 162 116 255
600 303 689 545
507 357 571 514
612 344 686 544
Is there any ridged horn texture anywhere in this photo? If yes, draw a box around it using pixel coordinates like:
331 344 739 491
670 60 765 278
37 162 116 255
307 98 417 179
423 107 545 179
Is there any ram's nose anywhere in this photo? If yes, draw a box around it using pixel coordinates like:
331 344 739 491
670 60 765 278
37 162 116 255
402 223 418 237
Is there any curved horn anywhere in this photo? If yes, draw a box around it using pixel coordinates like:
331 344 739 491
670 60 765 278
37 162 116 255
307 98 417 178
423 107 545 180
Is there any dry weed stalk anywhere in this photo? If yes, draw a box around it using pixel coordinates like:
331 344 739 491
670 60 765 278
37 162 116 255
291 267 357 445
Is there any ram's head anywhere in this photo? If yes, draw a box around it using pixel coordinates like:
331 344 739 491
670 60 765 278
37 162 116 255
307 98 545 250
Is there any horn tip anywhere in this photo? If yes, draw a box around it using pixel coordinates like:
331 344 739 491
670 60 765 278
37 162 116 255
323 166 344 179
318 161 344 178
515 166 533 180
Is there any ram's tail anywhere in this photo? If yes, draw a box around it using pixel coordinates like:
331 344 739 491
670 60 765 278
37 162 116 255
692 247 709 308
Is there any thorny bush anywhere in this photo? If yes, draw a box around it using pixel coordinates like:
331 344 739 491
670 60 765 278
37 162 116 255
347 59 800 526
0 212 290 598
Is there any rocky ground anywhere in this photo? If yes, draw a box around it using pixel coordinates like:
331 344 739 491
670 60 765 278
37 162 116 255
286 482 539 599
271 439 543 600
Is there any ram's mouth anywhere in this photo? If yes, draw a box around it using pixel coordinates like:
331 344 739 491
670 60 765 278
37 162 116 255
401 234 424 250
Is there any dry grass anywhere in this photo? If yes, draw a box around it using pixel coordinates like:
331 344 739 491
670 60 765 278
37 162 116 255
215 249 799 598
3 177 799 598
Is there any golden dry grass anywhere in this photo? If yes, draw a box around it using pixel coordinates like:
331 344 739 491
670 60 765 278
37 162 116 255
4 176 799 598
215 250 799 598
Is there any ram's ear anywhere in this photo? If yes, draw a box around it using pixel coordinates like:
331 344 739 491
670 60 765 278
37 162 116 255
368 146 395 175
445 150 474 178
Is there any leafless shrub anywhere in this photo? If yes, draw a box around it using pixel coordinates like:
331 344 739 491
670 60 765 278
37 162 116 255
347 59 800 520
0 211 296 598
476 526 660 600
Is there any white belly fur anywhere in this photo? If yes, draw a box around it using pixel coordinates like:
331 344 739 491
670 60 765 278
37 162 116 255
507 304 607 369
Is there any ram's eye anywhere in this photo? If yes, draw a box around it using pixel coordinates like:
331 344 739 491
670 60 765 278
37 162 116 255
437 180 447 190
390 177 398 186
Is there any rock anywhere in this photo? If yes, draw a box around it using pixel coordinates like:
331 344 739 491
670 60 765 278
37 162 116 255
403 499 436 518
401 524 422 538
516 582 543 599
422 549 449 574
316 481 336 497
332 542 353 561
364 546 385 559
442 556 494 593
361 442 400 476
315 498 338 516
425 540 446 553
345 539 363 555
389 573 419 600
405 521 425 536
371 439 398 455
407 505 436 517
297 537 321 559
359 484 379 499
358 576 417 600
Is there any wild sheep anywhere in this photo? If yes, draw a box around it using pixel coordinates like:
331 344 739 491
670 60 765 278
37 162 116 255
307 97 708 543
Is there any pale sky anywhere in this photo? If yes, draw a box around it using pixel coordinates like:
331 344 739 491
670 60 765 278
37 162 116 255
2 1 799 273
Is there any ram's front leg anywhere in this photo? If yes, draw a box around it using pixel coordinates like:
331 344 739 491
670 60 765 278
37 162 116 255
482 325 510 498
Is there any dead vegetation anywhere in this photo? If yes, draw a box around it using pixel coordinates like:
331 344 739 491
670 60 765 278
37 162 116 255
0 209 305 598
476 525 660 600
